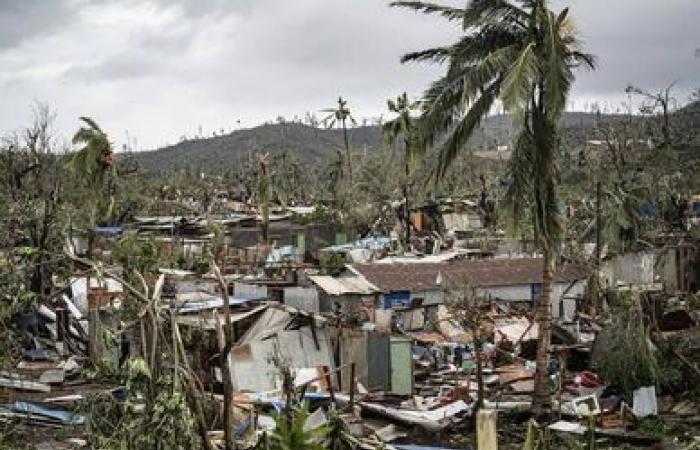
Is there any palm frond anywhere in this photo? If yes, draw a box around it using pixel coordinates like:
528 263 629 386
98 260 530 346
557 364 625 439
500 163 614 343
434 77 500 178
569 51 597 70
502 127 535 234
448 25 526 63
462 0 528 30
501 42 536 115
78 116 103 133
401 47 452 64
389 1 465 21
542 10 573 117
419 44 516 148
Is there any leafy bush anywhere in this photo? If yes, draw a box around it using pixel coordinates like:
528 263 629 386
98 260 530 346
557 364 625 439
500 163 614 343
81 358 203 450
594 295 660 394
596 299 660 393
258 404 329 450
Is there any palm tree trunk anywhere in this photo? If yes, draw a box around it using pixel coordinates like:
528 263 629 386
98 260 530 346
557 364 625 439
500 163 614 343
533 249 554 417
404 158 411 252
342 118 352 179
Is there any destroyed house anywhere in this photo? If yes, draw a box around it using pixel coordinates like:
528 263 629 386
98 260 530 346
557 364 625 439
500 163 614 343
351 258 590 318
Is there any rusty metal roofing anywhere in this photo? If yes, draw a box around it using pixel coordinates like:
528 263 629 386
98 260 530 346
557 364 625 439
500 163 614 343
352 258 589 292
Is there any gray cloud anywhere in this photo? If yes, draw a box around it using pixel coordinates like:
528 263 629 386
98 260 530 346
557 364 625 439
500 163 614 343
0 0 698 149
0 0 75 50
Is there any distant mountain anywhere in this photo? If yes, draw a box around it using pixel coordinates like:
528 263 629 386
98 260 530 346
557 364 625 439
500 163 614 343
131 122 384 175
130 108 696 176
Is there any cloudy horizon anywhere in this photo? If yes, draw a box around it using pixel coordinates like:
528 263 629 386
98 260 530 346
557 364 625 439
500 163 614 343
1 0 698 151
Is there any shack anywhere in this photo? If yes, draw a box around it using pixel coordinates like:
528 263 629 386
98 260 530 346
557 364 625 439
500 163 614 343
351 257 589 319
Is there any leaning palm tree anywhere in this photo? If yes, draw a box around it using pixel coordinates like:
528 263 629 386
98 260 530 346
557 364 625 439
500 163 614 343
71 116 113 189
71 117 115 225
383 92 422 250
322 96 357 178
392 0 595 416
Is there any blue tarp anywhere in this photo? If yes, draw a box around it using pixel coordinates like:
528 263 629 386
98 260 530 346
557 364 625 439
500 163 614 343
6 401 85 425
640 202 660 219
322 236 395 253
265 245 297 267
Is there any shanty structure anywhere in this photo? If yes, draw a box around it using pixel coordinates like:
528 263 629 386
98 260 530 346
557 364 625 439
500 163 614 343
351 258 590 318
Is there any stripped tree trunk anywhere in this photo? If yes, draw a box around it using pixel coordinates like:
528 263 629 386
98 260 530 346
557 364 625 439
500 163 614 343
533 250 554 417
404 157 411 252
213 263 236 450
342 118 352 179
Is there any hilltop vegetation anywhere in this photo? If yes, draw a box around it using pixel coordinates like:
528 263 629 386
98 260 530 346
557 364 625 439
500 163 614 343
130 107 700 176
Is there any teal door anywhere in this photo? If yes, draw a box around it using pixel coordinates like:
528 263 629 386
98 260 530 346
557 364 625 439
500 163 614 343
390 336 413 395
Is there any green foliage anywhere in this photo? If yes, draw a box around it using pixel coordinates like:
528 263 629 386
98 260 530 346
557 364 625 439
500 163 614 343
393 0 594 254
325 408 356 450
521 420 551 450
0 261 39 367
655 335 700 395
594 294 660 394
261 404 330 450
70 116 113 191
111 233 164 275
81 358 203 450
319 252 347 275
0 428 27 450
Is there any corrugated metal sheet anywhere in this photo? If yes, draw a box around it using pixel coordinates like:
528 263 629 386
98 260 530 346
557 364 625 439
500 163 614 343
602 251 655 286
231 327 334 392
354 258 590 293
234 283 268 300
231 339 278 391
175 305 267 330
340 331 368 392
308 275 379 295
367 334 390 391
283 287 320 313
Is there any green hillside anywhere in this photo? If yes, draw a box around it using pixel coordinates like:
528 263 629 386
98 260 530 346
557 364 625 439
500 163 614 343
130 106 699 175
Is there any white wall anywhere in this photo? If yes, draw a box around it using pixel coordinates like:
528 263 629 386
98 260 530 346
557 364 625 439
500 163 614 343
601 251 655 286
404 280 586 319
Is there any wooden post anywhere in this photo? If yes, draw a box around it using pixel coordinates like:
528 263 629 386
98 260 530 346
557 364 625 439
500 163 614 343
324 366 335 406
171 310 179 389
55 307 67 356
557 350 567 420
88 289 102 363
349 363 356 413
476 409 498 450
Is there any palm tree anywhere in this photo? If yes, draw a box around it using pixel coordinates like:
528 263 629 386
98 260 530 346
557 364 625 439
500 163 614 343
70 116 115 227
322 96 357 178
383 92 422 250
71 116 113 189
392 0 595 416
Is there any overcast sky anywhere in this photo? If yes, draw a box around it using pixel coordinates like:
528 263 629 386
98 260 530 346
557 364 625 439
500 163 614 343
1 0 698 150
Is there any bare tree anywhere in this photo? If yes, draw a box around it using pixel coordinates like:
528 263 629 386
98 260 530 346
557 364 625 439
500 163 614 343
443 279 489 409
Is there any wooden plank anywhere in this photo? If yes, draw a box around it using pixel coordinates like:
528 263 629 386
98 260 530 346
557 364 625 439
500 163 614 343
477 409 498 450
